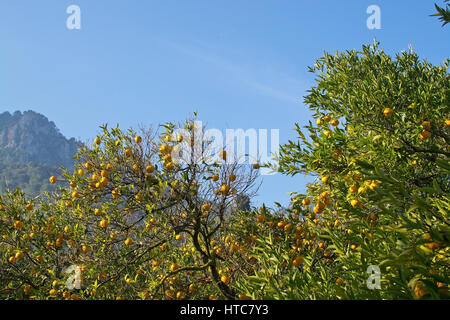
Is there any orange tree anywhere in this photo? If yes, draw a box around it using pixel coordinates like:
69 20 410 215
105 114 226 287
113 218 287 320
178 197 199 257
232 41 449 299
0 118 260 300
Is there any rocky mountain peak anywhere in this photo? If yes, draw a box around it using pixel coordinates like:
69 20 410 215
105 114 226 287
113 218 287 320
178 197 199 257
0 110 80 168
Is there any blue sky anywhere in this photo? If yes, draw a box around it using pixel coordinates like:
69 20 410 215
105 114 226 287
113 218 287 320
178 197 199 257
1 0 449 207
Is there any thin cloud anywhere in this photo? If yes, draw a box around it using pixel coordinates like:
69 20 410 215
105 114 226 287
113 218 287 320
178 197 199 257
161 40 303 105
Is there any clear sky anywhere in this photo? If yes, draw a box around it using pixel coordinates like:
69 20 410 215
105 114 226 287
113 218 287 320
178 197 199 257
1 0 449 207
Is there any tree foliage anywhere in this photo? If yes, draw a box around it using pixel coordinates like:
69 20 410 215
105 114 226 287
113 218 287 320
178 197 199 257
233 41 450 299
0 42 448 300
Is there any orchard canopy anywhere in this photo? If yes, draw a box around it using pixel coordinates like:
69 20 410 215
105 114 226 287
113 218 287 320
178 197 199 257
1 42 449 300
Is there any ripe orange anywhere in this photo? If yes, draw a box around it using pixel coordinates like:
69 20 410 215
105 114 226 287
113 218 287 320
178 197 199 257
348 185 358 193
124 238 133 246
94 137 101 145
292 256 304 267
302 198 311 206
421 121 431 130
313 205 323 214
419 131 431 140
211 174 219 181
26 204 33 211
229 174 236 182
49 176 57 184
146 165 155 173
350 199 360 207
331 119 339 126
414 284 426 298
383 108 393 117
170 263 179 272
14 220 23 229
220 184 230 194
135 136 142 144
201 203 211 212
99 219 109 229
100 170 109 178
221 275 231 284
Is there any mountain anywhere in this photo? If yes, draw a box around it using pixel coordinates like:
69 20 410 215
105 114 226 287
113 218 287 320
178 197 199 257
0 110 81 195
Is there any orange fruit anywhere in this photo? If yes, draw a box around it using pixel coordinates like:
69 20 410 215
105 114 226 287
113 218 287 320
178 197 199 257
350 199 360 207
14 221 23 229
383 108 393 117
422 121 431 130
221 275 231 284
135 136 142 144
292 256 304 267
99 219 109 229
419 131 431 140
